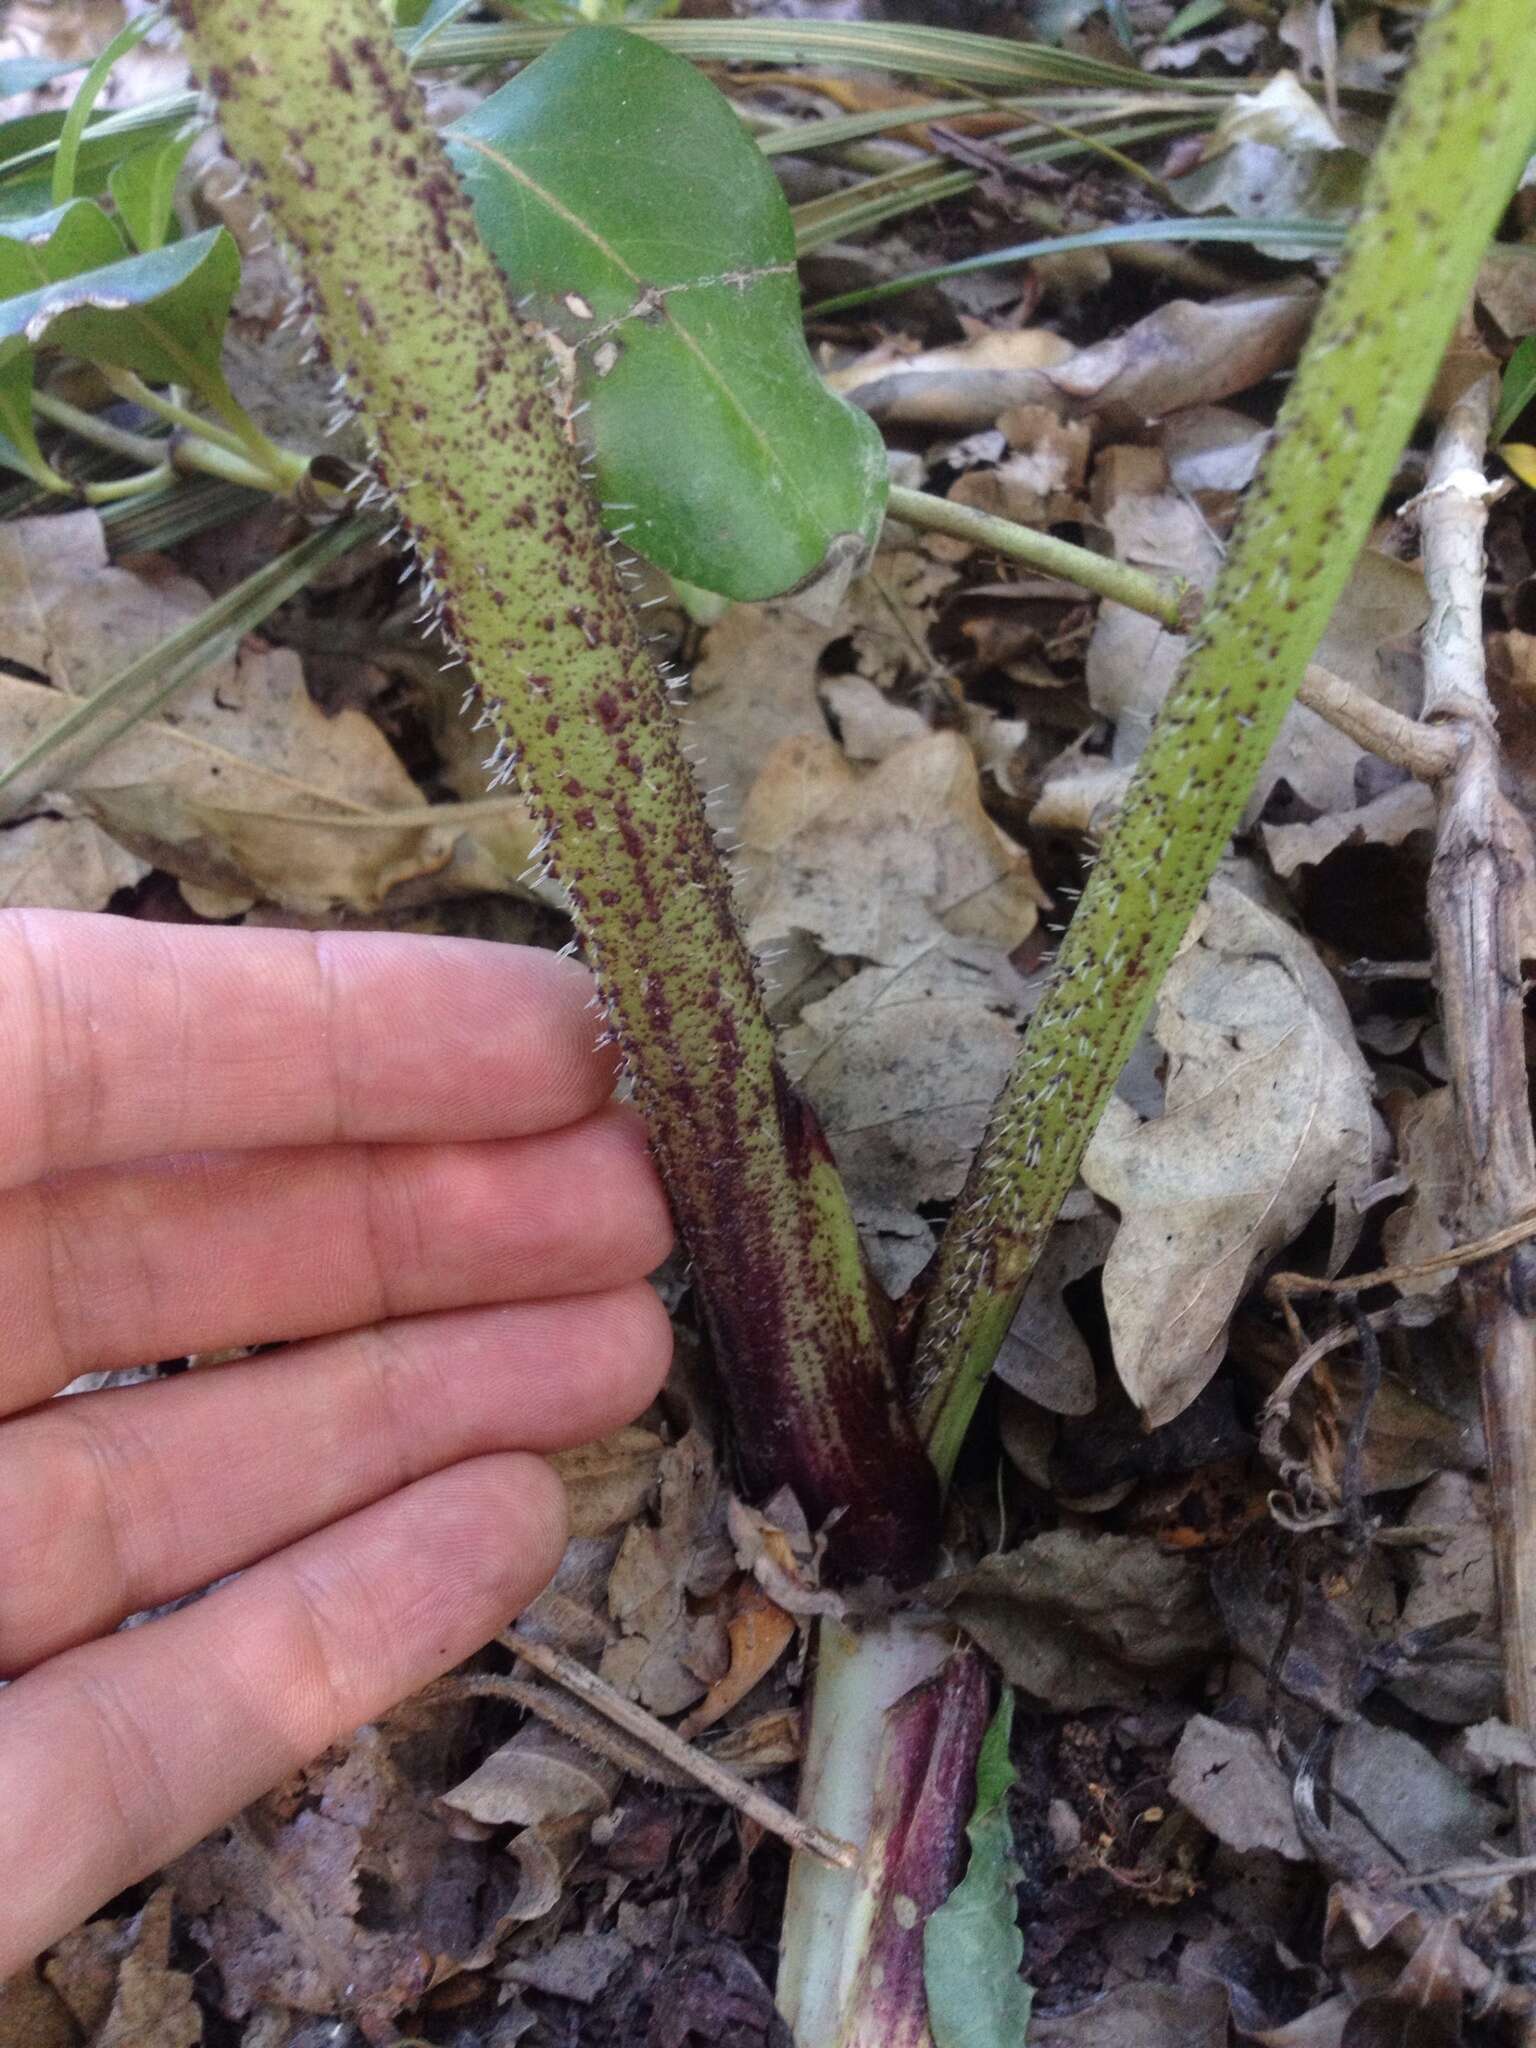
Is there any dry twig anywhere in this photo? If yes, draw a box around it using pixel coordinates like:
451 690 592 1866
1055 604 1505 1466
499 1629 860 1872
1414 377 1536 2001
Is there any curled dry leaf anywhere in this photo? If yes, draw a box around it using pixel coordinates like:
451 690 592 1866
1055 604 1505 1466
992 1200 1116 1416
1047 283 1319 423
1083 881 1380 1427
173 1720 522 2022
827 327 1073 430
1384 1472 1500 1727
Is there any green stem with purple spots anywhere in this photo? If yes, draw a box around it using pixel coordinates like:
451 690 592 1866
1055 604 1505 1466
175 0 938 1583
912 0 1536 1482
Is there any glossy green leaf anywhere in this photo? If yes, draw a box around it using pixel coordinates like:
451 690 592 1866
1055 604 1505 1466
448 25 886 601
923 1690 1034 2048
109 129 194 251
0 225 239 400
0 199 127 482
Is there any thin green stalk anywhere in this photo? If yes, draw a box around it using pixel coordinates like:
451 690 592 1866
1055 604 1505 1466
33 387 290 495
102 371 257 459
888 484 1188 627
82 461 174 504
912 0 1536 1483
176 0 939 1585
50 14 156 208
32 391 166 468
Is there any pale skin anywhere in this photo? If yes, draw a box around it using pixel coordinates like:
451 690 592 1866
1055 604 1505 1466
0 910 675 1978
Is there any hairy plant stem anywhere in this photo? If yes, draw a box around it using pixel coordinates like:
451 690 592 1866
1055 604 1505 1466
911 0 1536 1481
176 0 938 1583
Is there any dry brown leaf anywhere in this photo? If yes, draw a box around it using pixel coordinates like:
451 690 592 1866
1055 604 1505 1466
1377 1088 1460 1290
1262 778 1436 877
601 1431 734 1717
1083 881 1380 1427
93 1890 200 2048
826 327 1072 428
1385 1472 1500 1726
0 513 533 914
174 1718 519 2021
0 1970 76 2048
781 937 1028 1285
1028 1980 1229 2048
1082 487 1423 828
442 1718 616 1828
744 730 1043 963
550 1425 666 1540
677 1586 796 1738
1161 404 1270 496
994 1202 1117 1415
0 813 146 910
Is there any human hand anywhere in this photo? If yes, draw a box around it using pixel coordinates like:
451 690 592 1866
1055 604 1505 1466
0 911 673 1975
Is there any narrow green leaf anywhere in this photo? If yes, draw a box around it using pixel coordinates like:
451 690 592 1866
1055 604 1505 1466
0 225 239 404
923 1690 1033 2048
108 129 194 251
449 25 886 600
808 213 1346 315
1494 334 1536 443
1160 0 1228 38
52 15 156 206
415 17 1223 94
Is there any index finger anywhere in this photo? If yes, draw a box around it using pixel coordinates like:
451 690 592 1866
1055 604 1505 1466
0 911 618 1190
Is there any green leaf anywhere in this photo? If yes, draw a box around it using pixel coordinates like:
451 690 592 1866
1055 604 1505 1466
1160 0 1229 38
1494 334 1536 443
0 199 127 483
0 197 127 295
923 1690 1034 2048
108 129 194 251
448 24 886 601
0 225 240 402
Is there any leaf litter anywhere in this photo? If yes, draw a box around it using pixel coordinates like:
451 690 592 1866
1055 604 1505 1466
7 2 1536 2043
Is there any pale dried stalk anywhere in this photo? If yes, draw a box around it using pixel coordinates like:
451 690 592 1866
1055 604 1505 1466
1416 376 1536 1984
1296 661 1459 780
